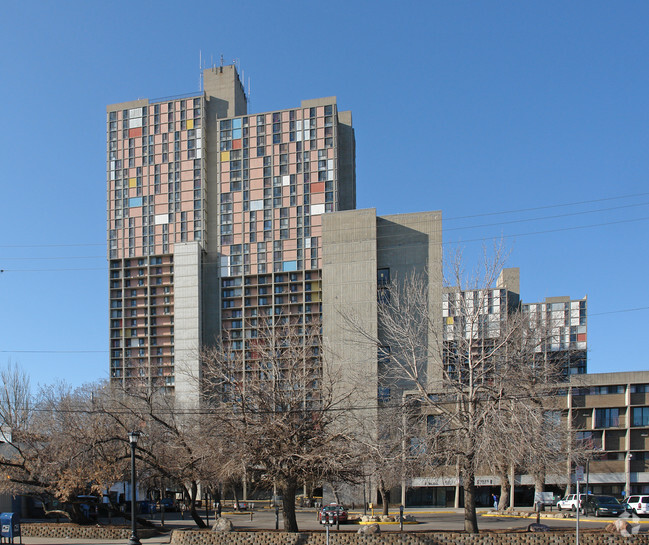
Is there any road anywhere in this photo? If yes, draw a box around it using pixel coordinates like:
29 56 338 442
159 506 649 533
17 507 649 544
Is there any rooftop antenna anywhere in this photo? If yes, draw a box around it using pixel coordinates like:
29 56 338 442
199 50 203 91
220 54 224 73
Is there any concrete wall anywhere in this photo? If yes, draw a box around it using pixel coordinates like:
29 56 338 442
375 211 443 390
173 242 203 408
203 65 248 119
322 209 442 504
168 529 646 545
323 208 379 433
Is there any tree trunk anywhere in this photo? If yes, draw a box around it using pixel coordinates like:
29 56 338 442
462 469 479 533
534 471 545 502
187 482 207 528
232 485 240 511
281 481 299 532
498 470 510 511
379 487 389 516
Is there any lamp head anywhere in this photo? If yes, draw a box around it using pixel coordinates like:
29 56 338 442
128 431 141 444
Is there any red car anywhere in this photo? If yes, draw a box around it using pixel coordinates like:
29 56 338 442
318 504 348 524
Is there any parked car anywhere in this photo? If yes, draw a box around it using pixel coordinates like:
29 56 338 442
580 495 625 517
318 504 348 524
625 495 649 516
557 494 588 511
160 498 177 511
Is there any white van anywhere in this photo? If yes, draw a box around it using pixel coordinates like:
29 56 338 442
626 495 649 516
557 494 588 511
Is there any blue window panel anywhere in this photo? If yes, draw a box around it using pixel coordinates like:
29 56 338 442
282 261 297 272
232 128 242 139
129 197 143 207
232 118 242 129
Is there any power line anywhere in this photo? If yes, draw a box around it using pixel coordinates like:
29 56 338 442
2 215 648 272
0 305 645 356
0 350 107 354
0 191 647 255
444 191 649 222
444 201 649 232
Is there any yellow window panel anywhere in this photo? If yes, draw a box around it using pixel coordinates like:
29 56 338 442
187 119 194 130
446 316 454 325
129 178 137 188
312 292 321 302
221 151 230 162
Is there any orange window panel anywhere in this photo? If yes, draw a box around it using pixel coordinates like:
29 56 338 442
232 139 242 150
129 127 142 138
311 182 325 193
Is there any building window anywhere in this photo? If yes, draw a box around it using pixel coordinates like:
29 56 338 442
595 408 620 428
632 407 649 427
377 268 390 286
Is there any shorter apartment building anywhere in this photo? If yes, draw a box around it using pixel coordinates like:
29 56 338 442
406 371 649 507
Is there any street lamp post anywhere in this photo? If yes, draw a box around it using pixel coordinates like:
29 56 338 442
128 431 141 545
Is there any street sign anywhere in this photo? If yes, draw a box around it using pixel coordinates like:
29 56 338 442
576 465 584 482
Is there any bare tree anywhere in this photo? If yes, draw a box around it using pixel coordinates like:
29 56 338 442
200 320 360 532
95 380 240 528
0 373 125 523
344 244 572 532
354 399 420 516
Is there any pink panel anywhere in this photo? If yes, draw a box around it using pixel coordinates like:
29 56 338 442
311 193 325 205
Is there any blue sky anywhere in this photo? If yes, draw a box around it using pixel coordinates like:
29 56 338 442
0 1 647 388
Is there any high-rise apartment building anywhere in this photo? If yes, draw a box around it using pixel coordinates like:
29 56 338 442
444 268 587 377
107 65 355 403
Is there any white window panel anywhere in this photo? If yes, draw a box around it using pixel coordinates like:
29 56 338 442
196 149 202 159
282 175 290 186
327 170 333 181
305 238 312 248
310 204 325 215
297 121 302 131
303 119 310 130
196 128 202 138
327 159 333 170
129 117 143 128
250 200 263 211
155 214 169 225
